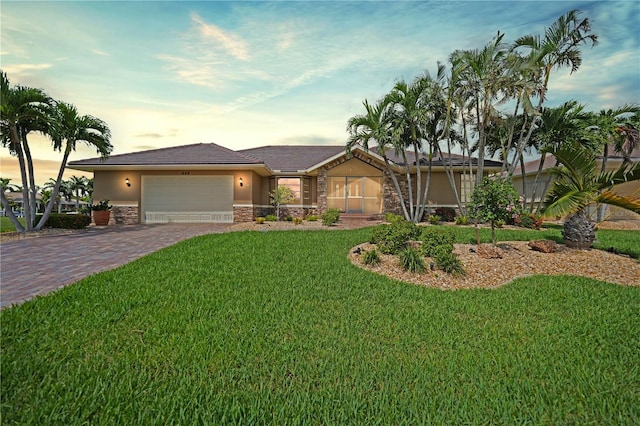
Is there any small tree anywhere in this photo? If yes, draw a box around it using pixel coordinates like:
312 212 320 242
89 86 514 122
269 185 296 221
468 176 523 244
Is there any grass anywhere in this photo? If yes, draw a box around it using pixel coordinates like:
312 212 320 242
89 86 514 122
0 216 24 233
1 227 639 424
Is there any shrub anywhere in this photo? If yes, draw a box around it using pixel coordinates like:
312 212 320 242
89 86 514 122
285 215 293 222
362 249 381 266
468 176 523 244
435 207 456 222
321 208 341 226
420 228 455 257
37 213 91 229
515 213 544 230
495 219 505 228
255 217 266 224
433 250 466 276
306 215 318 222
293 217 303 225
428 214 441 225
455 215 469 225
371 220 421 254
265 214 278 222
384 213 405 223
399 247 425 273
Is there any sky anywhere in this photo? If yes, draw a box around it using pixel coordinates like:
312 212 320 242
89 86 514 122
1 0 639 185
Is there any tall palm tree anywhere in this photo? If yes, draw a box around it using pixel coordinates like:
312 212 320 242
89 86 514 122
0 71 52 231
346 97 410 219
35 102 112 230
385 70 447 222
541 142 640 248
450 32 512 184
508 9 598 176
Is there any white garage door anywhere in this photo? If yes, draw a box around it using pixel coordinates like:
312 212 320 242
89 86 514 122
142 175 233 223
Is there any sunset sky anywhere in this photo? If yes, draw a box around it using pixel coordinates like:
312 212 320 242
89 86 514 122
1 0 639 185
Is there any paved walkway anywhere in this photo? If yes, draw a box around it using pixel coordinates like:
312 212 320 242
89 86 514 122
0 224 234 309
0 218 377 309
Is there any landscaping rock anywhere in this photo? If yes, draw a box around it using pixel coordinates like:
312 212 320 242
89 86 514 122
528 239 559 253
476 243 503 259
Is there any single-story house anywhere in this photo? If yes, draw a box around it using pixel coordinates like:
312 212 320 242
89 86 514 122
68 142 503 225
511 145 640 220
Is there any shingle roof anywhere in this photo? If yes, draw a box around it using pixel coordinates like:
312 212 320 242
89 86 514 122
68 143 263 167
371 147 503 168
238 145 345 172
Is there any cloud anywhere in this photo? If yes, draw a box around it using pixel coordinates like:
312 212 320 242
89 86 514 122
91 49 109 56
1 63 52 78
191 13 249 61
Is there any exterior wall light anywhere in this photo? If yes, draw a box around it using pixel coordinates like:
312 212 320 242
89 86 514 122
125 177 131 187
239 177 243 187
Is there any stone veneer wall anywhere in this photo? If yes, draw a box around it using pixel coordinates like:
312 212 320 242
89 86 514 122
107 205 139 225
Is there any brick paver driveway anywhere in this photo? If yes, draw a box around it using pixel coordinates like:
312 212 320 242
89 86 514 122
0 224 233 308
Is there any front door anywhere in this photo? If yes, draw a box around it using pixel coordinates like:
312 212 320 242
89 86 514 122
346 177 364 213
327 176 382 214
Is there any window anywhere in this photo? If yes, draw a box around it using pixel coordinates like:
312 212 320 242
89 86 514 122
277 177 301 203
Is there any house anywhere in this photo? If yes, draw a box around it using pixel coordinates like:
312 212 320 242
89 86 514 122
67 142 503 225
511 145 640 220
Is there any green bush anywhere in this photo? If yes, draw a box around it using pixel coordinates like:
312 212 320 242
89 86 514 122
384 213 405 223
420 228 455 257
428 214 441 225
434 250 466 276
255 217 266 224
306 215 318 222
454 215 469 225
515 213 544 230
435 207 456 222
362 249 381 266
265 214 278 222
370 220 421 254
285 215 293 222
321 208 341 226
399 247 425 273
37 213 91 229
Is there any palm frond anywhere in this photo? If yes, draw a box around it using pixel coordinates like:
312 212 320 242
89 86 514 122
596 190 640 214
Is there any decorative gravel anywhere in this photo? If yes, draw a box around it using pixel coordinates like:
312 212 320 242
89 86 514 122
350 241 640 289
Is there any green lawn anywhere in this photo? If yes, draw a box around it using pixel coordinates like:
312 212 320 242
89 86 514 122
1 227 639 424
0 216 24 233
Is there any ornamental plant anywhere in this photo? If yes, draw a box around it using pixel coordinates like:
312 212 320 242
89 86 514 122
468 176 523 244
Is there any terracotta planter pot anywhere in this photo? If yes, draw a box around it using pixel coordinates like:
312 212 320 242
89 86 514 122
93 210 111 226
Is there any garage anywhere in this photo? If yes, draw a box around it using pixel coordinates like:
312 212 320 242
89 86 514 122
142 175 234 223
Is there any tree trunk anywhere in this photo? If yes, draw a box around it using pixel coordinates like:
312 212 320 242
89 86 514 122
35 148 71 230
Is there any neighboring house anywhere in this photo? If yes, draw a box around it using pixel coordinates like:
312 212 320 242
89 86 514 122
68 143 503 225
1 192 43 216
511 146 640 220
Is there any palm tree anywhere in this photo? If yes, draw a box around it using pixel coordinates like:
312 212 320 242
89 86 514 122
346 97 411 219
541 142 640 248
450 32 512 184
0 71 52 231
508 9 598 177
67 175 90 211
583 104 640 220
527 101 588 212
35 102 112 230
385 69 448 222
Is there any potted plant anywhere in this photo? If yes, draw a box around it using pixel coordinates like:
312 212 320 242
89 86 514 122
91 199 112 226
